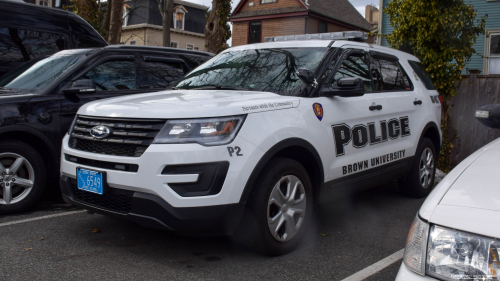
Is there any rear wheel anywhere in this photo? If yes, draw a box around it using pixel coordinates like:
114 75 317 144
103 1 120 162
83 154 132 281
399 137 436 198
0 140 46 214
236 158 313 255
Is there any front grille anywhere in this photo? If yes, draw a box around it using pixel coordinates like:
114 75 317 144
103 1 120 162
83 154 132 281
69 116 165 157
69 178 134 213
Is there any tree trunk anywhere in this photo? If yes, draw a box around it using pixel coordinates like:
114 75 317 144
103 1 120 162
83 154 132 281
205 0 230 54
158 0 173 47
103 0 112 40
108 0 124 44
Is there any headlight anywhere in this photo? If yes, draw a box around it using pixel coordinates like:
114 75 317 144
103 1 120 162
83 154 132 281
427 225 500 281
152 115 246 146
403 215 429 275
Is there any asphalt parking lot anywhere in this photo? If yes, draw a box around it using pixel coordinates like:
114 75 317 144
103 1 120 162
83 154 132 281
0 182 425 281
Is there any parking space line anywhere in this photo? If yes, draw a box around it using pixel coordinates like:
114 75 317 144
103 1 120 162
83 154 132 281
340 248 404 281
0 210 86 227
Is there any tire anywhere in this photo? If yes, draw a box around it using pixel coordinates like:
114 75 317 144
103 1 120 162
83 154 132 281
236 157 313 256
399 137 437 198
0 140 47 214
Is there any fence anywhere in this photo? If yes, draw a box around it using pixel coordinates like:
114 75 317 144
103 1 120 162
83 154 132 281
448 72 500 166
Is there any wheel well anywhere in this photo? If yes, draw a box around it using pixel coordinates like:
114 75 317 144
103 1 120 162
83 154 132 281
422 125 441 156
0 131 58 183
273 146 323 201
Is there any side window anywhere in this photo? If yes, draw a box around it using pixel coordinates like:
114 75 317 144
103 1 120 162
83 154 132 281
332 53 373 92
0 27 65 77
408 61 435 90
82 60 136 91
370 57 412 91
140 61 185 89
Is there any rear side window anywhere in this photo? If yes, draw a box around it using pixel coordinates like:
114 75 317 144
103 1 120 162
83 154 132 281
370 58 412 91
140 61 185 89
0 27 66 77
409 61 435 90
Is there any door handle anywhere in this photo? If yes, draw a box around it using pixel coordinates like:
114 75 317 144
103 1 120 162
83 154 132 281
369 104 383 111
413 100 422 105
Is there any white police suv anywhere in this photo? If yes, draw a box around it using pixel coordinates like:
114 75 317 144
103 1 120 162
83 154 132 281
397 104 500 281
60 32 442 255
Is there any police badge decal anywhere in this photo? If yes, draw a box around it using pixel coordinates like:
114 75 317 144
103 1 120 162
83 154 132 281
313 103 323 121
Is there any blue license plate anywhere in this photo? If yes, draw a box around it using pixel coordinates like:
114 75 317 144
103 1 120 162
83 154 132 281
77 168 104 195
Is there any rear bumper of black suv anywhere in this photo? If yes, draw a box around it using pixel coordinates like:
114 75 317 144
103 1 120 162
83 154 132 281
59 175 245 236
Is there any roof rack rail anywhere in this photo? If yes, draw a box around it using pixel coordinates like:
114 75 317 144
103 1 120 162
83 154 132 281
264 31 368 42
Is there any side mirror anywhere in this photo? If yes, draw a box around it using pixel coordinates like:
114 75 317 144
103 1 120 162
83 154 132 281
296 68 316 87
63 79 96 95
321 77 365 97
476 104 500 129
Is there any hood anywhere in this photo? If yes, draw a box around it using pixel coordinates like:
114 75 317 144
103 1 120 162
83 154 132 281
79 90 299 118
438 139 500 212
420 138 500 239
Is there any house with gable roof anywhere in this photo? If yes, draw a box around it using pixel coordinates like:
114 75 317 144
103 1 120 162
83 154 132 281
229 0 372 46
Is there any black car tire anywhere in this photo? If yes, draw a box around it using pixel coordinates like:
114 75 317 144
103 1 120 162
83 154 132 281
236 157 313 256
399 137 437 198
0 140 47 214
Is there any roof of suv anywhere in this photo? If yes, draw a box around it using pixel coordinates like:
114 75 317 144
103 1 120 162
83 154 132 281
104 45 214 57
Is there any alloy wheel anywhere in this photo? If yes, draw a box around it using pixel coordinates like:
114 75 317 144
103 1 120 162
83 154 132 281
0 153 35 205
419 148 434 189
267 175 306 242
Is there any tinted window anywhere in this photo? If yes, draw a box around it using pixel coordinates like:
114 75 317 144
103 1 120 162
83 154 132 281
75 37 106 48
175 47 328 95
409 61 435 90
0 28 66 77
318 21 327 33
82 60 136 91
370 58 412 91
332 54 373 92
141 61 185 88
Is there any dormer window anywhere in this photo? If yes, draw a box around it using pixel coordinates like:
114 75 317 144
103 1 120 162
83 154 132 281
123 4 130 26
173 6 188 30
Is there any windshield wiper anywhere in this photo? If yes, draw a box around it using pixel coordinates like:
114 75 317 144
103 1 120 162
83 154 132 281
185 85 250 91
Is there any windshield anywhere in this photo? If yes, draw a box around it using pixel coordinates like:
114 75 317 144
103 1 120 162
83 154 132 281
175 47 328 95
4 52 87 91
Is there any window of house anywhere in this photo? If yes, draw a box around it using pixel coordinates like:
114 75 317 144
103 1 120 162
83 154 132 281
318 21 327 33
38 0 49 6
186 44 194 50
175 12 184 30
332 54 373 92
123 6 130 26
171 42 178 48
489 33 500 74
140 61 185 88
82 60 136 91
370 57 412 91
249 21 261 44
130 40 136 45
194 47 199 51
261 0 277 3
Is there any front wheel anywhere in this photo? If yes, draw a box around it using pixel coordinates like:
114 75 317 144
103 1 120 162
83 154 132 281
236 158 313 256
0 140 47 214
399 137 437 198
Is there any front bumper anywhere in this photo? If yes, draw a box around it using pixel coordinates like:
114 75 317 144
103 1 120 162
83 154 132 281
60 175 245 236
395 263 438 281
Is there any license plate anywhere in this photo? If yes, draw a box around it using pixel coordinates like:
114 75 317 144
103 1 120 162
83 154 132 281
77 168 105 195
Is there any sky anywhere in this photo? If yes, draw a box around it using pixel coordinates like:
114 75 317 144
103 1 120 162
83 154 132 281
185 0 378 46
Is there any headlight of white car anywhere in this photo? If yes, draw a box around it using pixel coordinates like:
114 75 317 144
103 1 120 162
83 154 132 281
426 225 500 281
153 115 246 146
403 215 430 275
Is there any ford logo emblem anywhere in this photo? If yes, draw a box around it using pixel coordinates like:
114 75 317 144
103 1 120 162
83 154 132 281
90 125 111 139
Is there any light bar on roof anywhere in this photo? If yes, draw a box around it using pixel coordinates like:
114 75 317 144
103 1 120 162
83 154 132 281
263 31 368 42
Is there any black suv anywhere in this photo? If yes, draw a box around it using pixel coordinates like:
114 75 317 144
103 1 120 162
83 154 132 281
0 45 213 213
0 0 108 78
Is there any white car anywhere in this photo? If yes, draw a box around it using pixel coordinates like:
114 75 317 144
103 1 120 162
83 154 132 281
59 31 442 255
396 104 500 280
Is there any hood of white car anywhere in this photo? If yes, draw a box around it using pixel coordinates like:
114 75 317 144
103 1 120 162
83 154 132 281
78 90 299 119
438 139 500 212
